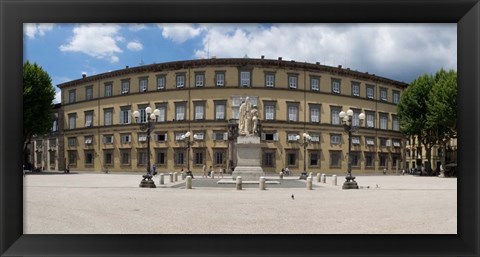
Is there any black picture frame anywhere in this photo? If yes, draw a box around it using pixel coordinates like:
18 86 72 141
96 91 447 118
1 0 478 256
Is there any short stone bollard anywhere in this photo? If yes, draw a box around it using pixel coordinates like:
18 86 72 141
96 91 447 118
309 172 313 178
316 173 321 182
332 175 337 186
186 176 192 189
169 173 173 183
321 174 326 183
306 177 313 190
236 176 242 190
259 176 266 190
211 171 215 179
181 172 186 180
279 172 284 179
173 172 178 182
159 173 164 185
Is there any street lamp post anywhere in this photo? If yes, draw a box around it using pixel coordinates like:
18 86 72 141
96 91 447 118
181 131 199 176
133 107 160 188
339 109 365 189
297 133 312 180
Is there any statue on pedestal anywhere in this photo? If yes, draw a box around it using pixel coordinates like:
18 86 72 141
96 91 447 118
238 97 252 136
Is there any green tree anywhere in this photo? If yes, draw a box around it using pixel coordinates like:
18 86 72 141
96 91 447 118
23 61 55 163
427 69 457 172
397 73 436 174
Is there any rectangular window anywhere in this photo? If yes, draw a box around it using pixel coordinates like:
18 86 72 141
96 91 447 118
176 104 185 121
331 107 340 125
365 137 375 146
262 132 279 141
157 76 166 90
352 110 360 126
393 140 401 147
138 134 147 142
215 72 225 87
68 113 76 129
330 151 342 167
194 103 205 120
194 150 205 165
265 74 275 88
156 150 167 165
393 90 400 104
264 102 275 120
380 113 388 129
240 71 250 87
120 107 131 124
366 85 374 99
380 137 388 147
366 111 375 128
139 78 148 92
352 136 360 145
287 133 299 142
380 87 388 101
392 115 399 131
121 134 131 143
214 150 225 165
104 151 113 165
350 152 360 167
287 105 298 121
68 151 76 165
379 154 388 167
104 109 113 126
310 134 320 142
103 135 113 144
330 134 341 144
137 150 147 166
332 79 341 94
68 90 76 103
120 150 130 165
310 105 320 123
85 151 94 165
121 80 130 94
68 137 76 147
139 106 148 123
156 104 166 122
156 133 167 142
84 111 93 127
311 77 320 91
175 132 186 141
215 102 226 120
286 151 297 167
263 151 275 167
365 152 374 167
175 149 185 165
212 132 228 141
176 74 185 88
309 151 320 167
84 136 93 145
352 82 360 97
288 75 298 89
104 83 112 97
52 114 58 132
195 73 204 87
194 132 204 140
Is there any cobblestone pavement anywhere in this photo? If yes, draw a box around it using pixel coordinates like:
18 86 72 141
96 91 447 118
23 173 457 234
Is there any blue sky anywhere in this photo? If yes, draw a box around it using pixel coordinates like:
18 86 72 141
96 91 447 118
23 23 457 104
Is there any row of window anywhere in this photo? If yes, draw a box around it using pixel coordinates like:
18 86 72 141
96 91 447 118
67 71 401 104
66 148 401 170
66 103 400 131
67 132 401 148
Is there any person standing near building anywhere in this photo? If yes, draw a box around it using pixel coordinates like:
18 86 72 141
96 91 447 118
202 164 207 178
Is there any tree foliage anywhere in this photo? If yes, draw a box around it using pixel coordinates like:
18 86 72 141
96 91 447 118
23 61 56 156
397 69 457 173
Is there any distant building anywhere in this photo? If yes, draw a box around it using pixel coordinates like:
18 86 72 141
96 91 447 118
54 57 407 174
28 103 65 171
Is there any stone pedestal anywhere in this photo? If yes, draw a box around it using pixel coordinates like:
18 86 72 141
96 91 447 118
232 136 265 181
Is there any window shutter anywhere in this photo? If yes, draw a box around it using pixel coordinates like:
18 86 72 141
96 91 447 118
273 133 279 141
211 133 216 140
164 133 167 141
223 132 228 140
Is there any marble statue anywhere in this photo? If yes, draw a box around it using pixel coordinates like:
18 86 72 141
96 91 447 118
238 97 252 135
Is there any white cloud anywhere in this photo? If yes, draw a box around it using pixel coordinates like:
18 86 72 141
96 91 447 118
59 24 123 63
127 41 143 51
193 24 457 82
53 90 62 104
128 24 147 31
158 23 204 43
24 23 54 39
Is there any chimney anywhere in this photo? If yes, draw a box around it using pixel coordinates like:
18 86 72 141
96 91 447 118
316 62 320 65
125 65 129 69
338 65 342 68
261 55 264 59
82 73 86 78
278 57 282 61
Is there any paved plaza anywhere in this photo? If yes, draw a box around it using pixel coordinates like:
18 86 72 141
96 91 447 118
23 172 457 234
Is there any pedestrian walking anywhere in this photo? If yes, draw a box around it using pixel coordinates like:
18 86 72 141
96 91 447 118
285 167 290 176
152 164 157 176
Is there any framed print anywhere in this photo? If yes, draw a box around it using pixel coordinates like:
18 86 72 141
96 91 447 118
1 0 479 256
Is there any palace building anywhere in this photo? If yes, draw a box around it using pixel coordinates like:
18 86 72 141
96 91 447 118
36 57 409 175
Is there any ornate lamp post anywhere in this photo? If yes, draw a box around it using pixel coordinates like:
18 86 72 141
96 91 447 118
132 107 160 188
296 133 312 180
181 131 199 174
339 109 365 189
